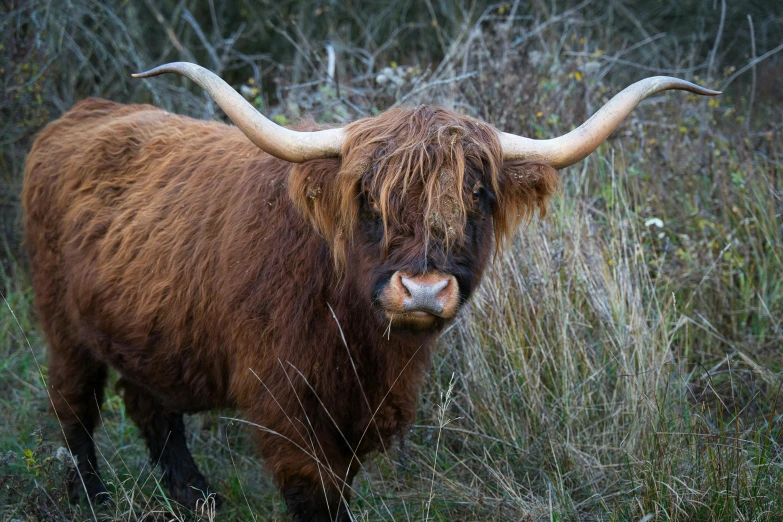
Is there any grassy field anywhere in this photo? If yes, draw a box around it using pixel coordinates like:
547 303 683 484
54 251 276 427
2 1 782 521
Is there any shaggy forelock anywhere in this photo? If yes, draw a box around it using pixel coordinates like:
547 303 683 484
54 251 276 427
290 105 560 272
339 106 502 250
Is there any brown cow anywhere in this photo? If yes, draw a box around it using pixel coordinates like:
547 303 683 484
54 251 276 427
22 63 718 521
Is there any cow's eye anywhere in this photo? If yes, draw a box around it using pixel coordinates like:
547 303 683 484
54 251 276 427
472 186 484 203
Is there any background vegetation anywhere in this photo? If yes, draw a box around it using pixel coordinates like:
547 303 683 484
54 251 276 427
1 0 782 520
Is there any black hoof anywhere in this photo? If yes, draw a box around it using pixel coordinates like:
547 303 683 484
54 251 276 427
66 468 110 506
284 477 351 522
166 470 220 512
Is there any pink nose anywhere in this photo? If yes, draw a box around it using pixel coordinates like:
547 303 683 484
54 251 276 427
386 271 459 317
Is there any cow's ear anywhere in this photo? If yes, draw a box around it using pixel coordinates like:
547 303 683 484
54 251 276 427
288 158 351 245
493 160 560 240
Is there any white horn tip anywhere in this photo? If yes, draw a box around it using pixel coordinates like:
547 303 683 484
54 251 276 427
132 67 166 79
131 63 197 79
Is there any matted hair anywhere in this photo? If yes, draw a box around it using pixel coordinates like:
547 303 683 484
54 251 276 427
290 106 559 269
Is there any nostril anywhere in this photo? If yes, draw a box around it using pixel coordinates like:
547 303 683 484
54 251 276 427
436 278 452 300
398 274 413 298
431 278 449 296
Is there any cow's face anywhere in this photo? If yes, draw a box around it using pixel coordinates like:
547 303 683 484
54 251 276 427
290 106 559 334
134 64 716 333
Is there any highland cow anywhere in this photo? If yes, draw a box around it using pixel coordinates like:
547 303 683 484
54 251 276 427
23 62 718 521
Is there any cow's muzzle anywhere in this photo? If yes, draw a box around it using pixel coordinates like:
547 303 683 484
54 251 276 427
379 271 460 324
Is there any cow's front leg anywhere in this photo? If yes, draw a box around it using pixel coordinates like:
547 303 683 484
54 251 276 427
242 362 361 520
256 426 357 521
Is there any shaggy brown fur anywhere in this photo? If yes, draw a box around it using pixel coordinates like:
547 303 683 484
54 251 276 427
23 98 558 521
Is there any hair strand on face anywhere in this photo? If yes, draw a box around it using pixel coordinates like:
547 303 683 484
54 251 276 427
289 106 560 271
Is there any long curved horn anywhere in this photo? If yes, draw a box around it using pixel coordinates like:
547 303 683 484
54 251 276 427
499 76 720 168
133 62 345 163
